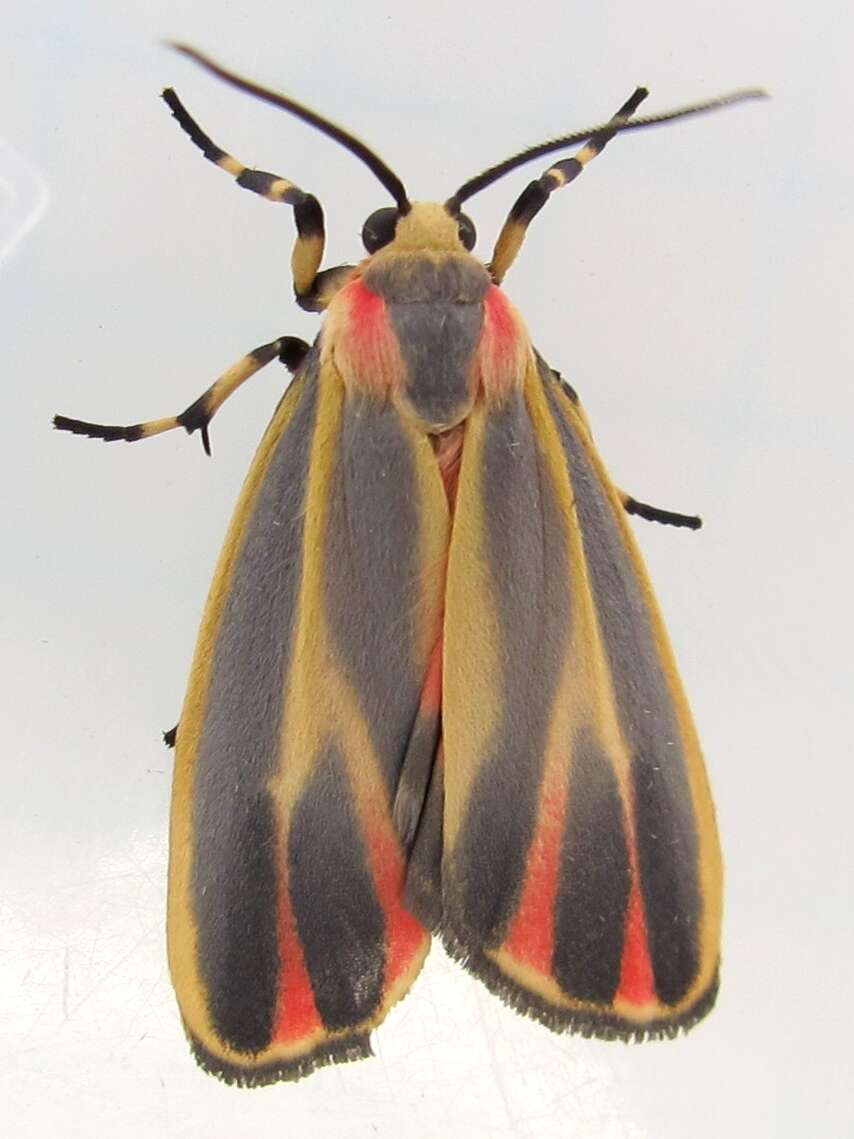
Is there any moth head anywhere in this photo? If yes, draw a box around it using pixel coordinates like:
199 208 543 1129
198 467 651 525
362 203 477 255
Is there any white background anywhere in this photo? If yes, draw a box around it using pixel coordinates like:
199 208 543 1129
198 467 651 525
3 1 852 1136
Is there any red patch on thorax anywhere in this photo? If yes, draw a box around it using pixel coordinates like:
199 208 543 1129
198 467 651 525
330 278 406 396
475 286 529 401
346 275 385 329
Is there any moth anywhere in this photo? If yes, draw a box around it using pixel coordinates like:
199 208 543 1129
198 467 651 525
55 46 764 1085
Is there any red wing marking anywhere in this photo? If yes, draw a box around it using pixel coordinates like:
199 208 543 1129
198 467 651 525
420 635 444 716
501 781 568 973
616 875 656 1007
363 817 426 988
274 863 323 1043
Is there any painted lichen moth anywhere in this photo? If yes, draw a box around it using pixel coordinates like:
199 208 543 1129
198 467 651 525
54 44 765 1086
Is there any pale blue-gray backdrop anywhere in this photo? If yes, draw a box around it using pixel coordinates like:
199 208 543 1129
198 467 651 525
3 1 850 1136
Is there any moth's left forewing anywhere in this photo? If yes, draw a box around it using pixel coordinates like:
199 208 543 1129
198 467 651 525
169 347 450 1084
441 349 721 1039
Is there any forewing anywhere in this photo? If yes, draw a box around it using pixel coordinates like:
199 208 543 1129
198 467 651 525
168 348 450 1084
441 358 722 1038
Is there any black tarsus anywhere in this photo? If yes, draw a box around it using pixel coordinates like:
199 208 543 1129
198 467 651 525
624 496 702 530
162 86 224 163
53 415 143 443
163 87 319 223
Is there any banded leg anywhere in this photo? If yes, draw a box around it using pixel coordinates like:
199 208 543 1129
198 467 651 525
162 89 352 311
489 87 649 283
546 361 700 529
53 336 309 456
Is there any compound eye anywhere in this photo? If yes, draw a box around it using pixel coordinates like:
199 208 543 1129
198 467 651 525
362 207 399 253
457 212 477 251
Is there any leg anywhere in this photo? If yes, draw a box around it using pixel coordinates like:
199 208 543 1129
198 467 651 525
541 360 698 529
621 492 702 530
162 89 352 311
489 88 649 284
54 336 309 455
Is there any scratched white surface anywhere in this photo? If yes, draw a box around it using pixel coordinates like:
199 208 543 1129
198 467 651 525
4 1 853 1135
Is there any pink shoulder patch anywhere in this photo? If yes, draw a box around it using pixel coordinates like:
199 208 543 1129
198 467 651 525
475 286 531 401
324 277 406 397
